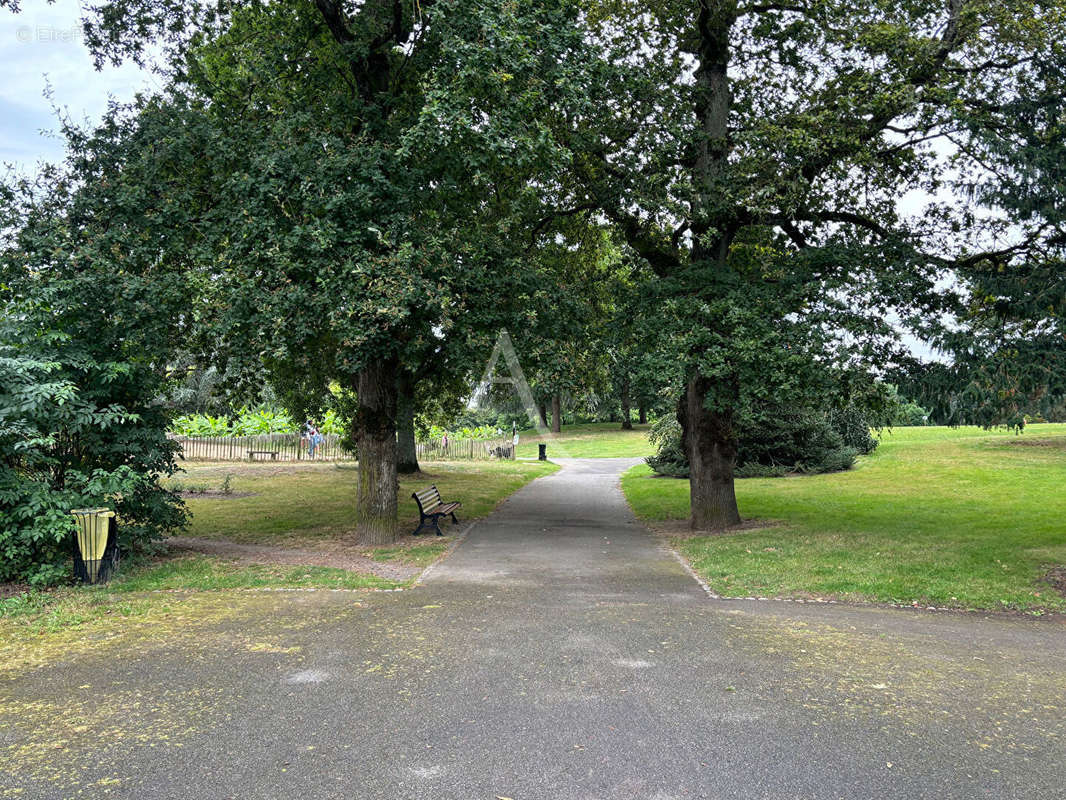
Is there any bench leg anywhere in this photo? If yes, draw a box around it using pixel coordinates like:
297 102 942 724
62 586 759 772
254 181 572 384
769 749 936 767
413 515 446 536
450 512 459 525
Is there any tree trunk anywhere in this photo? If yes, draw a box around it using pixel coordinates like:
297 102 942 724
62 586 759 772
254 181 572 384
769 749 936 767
396 369 419 474
538 401 549 429
639 404 647 425
675 6 740 532
353 357 399 544
551 392 561 433
679 376 740 531
620 376 633 430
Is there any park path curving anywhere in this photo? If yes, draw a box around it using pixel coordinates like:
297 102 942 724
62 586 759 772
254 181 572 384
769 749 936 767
5 458 1066 799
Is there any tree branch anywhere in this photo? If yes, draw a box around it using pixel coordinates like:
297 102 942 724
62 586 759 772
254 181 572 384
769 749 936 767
527 203 598 247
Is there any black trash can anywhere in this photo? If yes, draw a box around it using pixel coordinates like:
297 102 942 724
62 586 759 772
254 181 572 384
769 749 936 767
538 443 547 461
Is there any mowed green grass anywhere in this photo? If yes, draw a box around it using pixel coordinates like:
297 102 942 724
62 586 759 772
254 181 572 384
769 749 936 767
515 422 654 458
2 459 558 634
0 557 398 630
179 458 559 544
622 424 1066 612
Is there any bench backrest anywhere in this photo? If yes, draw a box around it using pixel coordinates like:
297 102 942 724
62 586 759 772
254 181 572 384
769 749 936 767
413 486 442 514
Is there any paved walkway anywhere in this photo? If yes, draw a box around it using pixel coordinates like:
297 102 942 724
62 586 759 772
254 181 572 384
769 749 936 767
4 459 1066 798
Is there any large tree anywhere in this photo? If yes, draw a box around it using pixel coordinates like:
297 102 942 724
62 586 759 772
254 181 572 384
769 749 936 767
558 1 1066 528
903 34 1066 426
47 0 588 543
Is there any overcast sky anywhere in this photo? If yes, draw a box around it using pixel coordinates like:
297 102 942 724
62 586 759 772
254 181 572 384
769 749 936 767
1 0 154 173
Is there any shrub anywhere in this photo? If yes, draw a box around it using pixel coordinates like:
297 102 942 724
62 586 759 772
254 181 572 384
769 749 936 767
320 408 345 435
424 424 500 442
646 407 861 479
171 406 309 437
171 405 347 437
827 405 879 455
736 408 859 473
645 416 689 477
733 462 791 478
0 312 187 585
171 413 232 436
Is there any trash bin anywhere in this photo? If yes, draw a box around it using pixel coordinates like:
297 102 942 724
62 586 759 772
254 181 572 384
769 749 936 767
70 508 118 584
538 443 547 461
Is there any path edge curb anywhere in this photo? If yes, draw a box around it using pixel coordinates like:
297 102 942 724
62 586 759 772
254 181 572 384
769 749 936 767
413 520 478 587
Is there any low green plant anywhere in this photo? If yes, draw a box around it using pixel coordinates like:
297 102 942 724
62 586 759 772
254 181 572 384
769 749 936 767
229 406 296 436
424 424 500 442
171 412 233 436
171 405 345 438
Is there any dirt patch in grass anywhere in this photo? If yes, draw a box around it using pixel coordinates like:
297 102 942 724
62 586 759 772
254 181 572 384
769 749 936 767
178 490 258 500
166 536 422 581
1043 567 1066 597
0 582 33 599
649 518 785 539
180 461 344 478
1002 437 1066 449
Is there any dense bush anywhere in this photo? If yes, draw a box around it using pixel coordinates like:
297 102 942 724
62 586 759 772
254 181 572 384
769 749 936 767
646 416 688 477
880 383 931 426
826 406 879 455
737 409 861 474
646 405 877 479
0 311 187 585
445 407 535 433
170 406 344 437
893 399 931 426
425 424 502 441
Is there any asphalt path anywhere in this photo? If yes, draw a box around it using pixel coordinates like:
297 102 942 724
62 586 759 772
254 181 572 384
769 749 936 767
4 458 1065 799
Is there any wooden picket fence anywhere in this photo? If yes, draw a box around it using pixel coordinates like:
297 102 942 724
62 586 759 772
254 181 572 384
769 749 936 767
168 433 516 463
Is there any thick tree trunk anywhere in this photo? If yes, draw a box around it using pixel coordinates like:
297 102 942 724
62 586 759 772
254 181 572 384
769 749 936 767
396 369 419 474
353 357 399 544
551 392 562 434
639 404 648 425
676 7 740 532
538 401 549 429
679 376 740 530
620 376 633 430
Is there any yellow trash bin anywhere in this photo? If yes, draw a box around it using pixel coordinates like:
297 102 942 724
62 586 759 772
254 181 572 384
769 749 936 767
70 508 116 584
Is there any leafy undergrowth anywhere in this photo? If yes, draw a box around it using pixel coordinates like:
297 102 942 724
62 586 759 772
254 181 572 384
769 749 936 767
622 424 1066 613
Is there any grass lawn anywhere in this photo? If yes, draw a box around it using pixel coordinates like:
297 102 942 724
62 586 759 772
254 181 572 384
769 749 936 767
622 424 1066 613
1 459 557 636
0 556 398 631
515 422 654 458
177 458 558 544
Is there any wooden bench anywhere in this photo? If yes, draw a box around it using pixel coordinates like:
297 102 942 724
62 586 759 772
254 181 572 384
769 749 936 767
411 485 461 536
247 450 279 461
